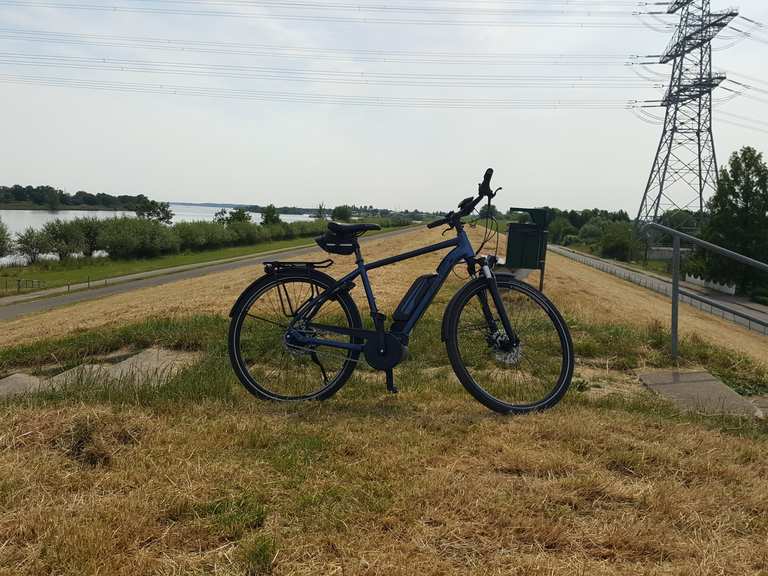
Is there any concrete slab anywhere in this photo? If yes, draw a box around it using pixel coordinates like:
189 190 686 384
0 373 43 397
750 396 768 419
49 365 108 387
638 370 762 418
105 348 200 381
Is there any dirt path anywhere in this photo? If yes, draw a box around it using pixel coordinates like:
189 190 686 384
1 227 765 366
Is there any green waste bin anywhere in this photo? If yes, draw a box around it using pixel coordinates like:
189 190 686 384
503 208 549 291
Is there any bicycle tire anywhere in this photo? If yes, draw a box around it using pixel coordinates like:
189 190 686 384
444 275 574 414
229 270 362 402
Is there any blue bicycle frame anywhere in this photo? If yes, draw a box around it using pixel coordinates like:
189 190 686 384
291 227 477 353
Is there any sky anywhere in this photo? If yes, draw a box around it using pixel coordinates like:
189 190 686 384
0 0 766 215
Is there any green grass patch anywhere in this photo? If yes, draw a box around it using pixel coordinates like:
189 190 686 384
239 534 276 575
186 495 267 539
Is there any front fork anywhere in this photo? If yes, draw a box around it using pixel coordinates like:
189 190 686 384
474 259 520 348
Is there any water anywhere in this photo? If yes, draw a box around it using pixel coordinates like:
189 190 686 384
0 204 313 236
0 204 314 267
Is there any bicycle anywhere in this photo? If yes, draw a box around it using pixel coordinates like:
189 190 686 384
228 169 574 414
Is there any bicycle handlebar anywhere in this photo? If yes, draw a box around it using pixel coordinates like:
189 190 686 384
427 168 495 230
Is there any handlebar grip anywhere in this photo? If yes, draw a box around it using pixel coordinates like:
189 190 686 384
427 218 447 229
479 168 494 197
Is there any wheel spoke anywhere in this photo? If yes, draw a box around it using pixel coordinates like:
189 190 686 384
450 281 571 412
233 277 358 400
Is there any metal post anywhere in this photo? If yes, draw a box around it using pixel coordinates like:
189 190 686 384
671 235 681 360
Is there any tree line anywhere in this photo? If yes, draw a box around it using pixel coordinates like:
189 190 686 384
0 185 164 212
542 146 768 304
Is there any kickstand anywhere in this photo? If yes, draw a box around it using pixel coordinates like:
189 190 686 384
386 369 399 394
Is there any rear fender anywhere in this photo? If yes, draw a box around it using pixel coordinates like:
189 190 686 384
229 270 353 317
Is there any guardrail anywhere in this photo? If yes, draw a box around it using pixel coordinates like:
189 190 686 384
0 277 46 294
643 222 768 359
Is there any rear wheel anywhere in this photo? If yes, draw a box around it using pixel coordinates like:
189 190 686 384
444 275 573 414
229 272 362 401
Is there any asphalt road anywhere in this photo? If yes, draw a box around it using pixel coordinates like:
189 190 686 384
0 227 418 323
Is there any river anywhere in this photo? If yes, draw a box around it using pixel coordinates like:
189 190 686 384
0 204 313 236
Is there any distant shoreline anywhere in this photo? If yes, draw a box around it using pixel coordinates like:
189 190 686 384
0 203 130 212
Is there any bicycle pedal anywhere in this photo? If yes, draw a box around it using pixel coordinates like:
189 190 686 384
386 369 399 394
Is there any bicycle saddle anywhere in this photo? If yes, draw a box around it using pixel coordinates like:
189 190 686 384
327 222 382 235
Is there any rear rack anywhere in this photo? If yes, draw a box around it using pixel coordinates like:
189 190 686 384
264 259 334 274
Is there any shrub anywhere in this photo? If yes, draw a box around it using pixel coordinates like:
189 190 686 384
0 218 10 257
15 227 51 264
99 217 180 259
42 219 86 261
261 205 281 225
173 221 234 251
331 205 353 222
599 221 638 262
72 217 106 257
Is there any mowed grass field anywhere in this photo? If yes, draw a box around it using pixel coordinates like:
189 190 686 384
1 226 768 575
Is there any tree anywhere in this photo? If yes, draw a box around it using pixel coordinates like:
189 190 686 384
15 227 51 264
46 188 60 211
314 203 327 220
699 146 768 294
72 217 104 257
261 205 281 225
135 195 174 224
214 208 251 225
43 219 85 261
578 218 608 245
549 216 577 244
599 221 638 262
478 204 499 219
331 205 353 222
0 218 11 257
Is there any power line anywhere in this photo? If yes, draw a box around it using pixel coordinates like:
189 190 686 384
0 72 637 108
0 28 638 66
0 51 663 88
0 1 676 28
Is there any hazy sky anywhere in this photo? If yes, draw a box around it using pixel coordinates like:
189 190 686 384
0 1 766 214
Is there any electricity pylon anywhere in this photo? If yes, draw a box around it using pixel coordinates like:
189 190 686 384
636 0 737 225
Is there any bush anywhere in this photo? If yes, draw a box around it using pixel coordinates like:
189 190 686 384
72 217 106 257
173 221 234 251
0 218 10 257
99 217 180 259
261 205 281 225
599 221 638 262
549 216 578 244
15 227 51 264
42 219 85 261
331 205 353 222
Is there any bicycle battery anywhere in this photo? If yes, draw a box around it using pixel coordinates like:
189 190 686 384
393 274 438 322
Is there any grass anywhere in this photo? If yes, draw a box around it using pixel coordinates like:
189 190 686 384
0 225 413 295
2 236 768 573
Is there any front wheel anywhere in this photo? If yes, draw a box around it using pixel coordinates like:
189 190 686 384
444 275 574 414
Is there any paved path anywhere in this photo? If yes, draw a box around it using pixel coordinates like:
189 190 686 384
550 245 768 336
638 370 763 418
0 227 417 323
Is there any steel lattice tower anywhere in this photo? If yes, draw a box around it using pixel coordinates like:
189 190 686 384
636 0 737 224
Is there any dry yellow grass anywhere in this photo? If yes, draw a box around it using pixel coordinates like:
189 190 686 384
2 388 768 575
2 225 768 575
